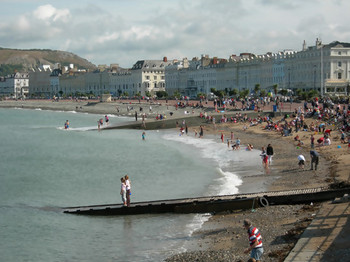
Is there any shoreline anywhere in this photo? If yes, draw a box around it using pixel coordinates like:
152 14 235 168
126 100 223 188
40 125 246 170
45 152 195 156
2 99 349 261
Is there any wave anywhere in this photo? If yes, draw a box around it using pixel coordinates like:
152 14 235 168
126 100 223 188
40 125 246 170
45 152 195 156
163 133 243 194
57 126 97 131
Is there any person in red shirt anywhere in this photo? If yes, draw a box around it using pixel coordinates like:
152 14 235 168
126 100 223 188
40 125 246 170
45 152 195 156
244 219 263 262
324 129 332 137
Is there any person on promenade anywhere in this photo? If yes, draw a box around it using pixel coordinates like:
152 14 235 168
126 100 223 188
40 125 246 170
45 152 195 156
266 144 274 164
298 154 305 170
124 175 131 207
243 219 263 262
120 177 127 206
310 150 319 170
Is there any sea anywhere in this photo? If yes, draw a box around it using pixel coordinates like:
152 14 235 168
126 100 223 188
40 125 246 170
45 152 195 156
0 107 263 262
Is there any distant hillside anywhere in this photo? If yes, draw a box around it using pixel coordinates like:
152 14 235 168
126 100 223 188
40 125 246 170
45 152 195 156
0 47 97 75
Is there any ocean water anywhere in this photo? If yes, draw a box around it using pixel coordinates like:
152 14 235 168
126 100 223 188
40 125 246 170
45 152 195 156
0 108 262 262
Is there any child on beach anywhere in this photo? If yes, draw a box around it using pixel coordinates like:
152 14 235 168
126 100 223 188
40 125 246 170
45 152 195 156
260 147 269 169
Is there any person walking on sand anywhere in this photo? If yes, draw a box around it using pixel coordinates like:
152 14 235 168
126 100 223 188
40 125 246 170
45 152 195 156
310 150 319 170
243 219 263 262
120 177 127 206
124 175 131 206
298 154 305 170
266 144 274 164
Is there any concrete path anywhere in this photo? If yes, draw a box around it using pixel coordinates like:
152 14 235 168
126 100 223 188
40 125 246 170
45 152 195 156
284 199 350 262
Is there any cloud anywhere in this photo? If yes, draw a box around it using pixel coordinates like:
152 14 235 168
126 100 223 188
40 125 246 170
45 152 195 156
33 4 70 23
1 0 350 68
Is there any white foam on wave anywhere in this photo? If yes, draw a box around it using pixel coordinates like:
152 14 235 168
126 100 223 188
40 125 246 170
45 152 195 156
214 167 242 195
56 126 97 131
162 133 244 196
186 213 211 237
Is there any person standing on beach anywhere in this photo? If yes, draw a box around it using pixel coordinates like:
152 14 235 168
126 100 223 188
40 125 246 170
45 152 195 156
199 125 204 138
310 134 315 149
120 177 127 206
124 175 131 207
266 144 274 164
260 147 268 170
236 138 241 150
135 111 138 121
243 219 263 262
105 115 109 125
310 150 319 170
142 132 146 140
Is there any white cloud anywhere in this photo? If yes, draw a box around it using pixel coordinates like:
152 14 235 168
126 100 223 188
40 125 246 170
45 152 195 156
0 0 350 67
33 4 70 23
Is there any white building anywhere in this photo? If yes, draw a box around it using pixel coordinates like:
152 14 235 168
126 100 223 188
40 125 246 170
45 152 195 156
29 66 52 98
129 58 171 97
0 72 29 99
165 40 350 98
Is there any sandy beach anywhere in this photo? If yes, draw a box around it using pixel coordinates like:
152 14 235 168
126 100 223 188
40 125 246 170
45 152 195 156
1 98 349 261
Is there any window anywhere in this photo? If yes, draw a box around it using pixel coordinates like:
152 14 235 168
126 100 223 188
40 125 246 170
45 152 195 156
154 76 157 80
338 73 342 79
338 51 341 55
146 76 150 80
338 61 342 67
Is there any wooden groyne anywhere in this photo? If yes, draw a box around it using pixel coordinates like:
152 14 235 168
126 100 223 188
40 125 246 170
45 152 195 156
62 186 350 216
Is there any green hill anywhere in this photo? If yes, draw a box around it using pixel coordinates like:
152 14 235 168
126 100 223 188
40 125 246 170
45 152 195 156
0 47 97 75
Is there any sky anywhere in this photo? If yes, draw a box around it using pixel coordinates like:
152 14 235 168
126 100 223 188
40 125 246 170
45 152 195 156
0 0 349 68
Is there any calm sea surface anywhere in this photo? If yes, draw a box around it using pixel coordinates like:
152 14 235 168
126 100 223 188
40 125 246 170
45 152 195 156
0 108 261 261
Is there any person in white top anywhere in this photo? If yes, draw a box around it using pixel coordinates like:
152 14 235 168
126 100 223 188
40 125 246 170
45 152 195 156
120 177 127 206
297 155 305 169
124 175 131 207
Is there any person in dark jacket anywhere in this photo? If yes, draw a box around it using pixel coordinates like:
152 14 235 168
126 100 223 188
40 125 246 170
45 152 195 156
266 144 274 164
